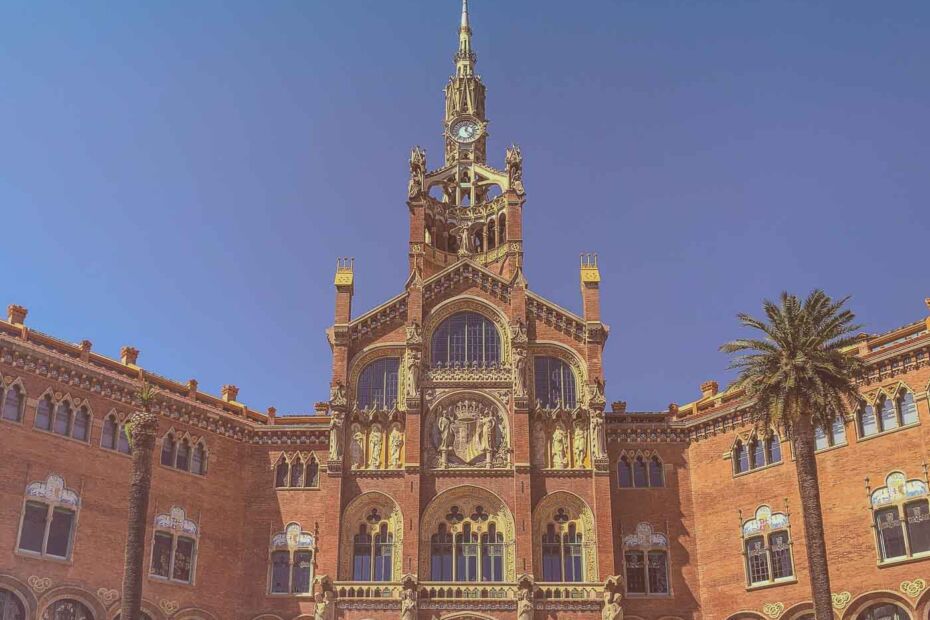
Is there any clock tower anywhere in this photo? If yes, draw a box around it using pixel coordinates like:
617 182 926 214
407 0 526 280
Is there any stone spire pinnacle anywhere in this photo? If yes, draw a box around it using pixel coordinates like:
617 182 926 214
456 0 476 78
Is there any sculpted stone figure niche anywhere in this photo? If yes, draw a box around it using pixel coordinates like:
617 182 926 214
427 398 509 469
533 409 590 470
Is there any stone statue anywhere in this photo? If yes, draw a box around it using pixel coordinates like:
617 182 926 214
510 318 528 344
479 412 497 454
399 587 417 620
350 425 365 469
330 382 346 407
368 425 383 469
512 346 528 398
602 591 623 620
438 408 454 450
329 412 344 461
516 587 534 620
406 350 421 397
405 321 422 345
408 146 426 198
532 422 548 467
506 144 525 195
573 417 587 468
552 424 568 469
389 424 404 468
591 410 607 459
451 223 472 256
314 590 335 620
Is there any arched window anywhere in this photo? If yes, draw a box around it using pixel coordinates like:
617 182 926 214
151 506 198 584
622 522 669 595
815 416 848 451
733 440 748 474
649 456 664 487
749 438 764 468
53 401 72 436
431 312 501 367
870 471 930 562
741 506 793 587
18 474 80 560
275 459 289 488
161 434 176 466
116 614 152 620
540 508 584 582
898 391 919 425
269 522 314 594
764 434 781 464
879 396 899 431
352 509 395 582
857 603 909 620
533 357 577 408
176 439 191 471
35 394 53 430
633 456 648 488
356 358 400 409
1 384 24 422
191 442 207 475
289 457 303 487
72 406 90 442
859 403 878 436
430 505 503 582
487 219 496 250
0 588 25 620
618 456 633 488
305 457 319 488
41 600 93 620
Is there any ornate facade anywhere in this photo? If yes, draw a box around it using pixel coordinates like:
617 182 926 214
2 3 930 620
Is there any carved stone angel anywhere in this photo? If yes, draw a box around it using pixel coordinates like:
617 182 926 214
516 587 534 620
399 587 417 620
330 382 347 407
408 146 426 198
505 144 525 195
591 410 607 459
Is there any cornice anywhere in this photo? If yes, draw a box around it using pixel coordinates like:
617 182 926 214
525 293 586 343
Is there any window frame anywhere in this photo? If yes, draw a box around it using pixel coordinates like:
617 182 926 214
16 474 81 563
429 311 502 368
814 415 848 452
868 470 930 564
355 357 401 410
857 391 920 440
0 380 26 423
353 518 397 583
159 432 208 477
621 522 671 596
273 453 321 490
618 451 665 489
100 412 132 455
731 431 783 477
429 510 506 583
739 505 796 589
33 394 93 444
267 522 316 596
149 507 199 585
533 356 578 409
539 510 586 583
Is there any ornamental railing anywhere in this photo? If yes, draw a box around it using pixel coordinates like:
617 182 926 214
534 582 604 600
417 582 519 601
333 582 404 599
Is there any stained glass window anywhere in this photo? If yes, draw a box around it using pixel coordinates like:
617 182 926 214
534 357 577 408
647 551 669 594
745 536 769 584
769 531 793 579
357 358 400 409
875 507 906 560
431 312 500 367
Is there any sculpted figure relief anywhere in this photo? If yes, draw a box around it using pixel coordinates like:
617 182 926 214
330 382 346 407
399 587 417 620
329 412 344 461
350 425 365 470
506 144 525 195
573 417 588 468
408 146 426 198
406 350 421 397
368 425 384 469
591 410 607 459
512 346 528 398
602 591 623 620
314 591 335 620
532 422 548 467
552 423 568 469
429 399 508 469
516 588 534 620
389 424 404 468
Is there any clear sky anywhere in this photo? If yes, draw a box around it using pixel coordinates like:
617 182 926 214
2 1 928 414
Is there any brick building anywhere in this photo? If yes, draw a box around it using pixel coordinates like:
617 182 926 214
2 3 929 620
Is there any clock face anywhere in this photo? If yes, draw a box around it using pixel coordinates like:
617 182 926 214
450 119 481 144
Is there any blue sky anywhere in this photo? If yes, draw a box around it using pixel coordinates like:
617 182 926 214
2 1 928 414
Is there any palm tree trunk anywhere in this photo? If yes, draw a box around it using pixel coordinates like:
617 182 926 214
793 415 833 619
120 411 158 620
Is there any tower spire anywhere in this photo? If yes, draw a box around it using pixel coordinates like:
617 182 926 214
456 0 475 78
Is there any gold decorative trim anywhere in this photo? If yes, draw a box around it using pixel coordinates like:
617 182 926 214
338 491 404 580
96 587 119 606
832 591 852 610
901 578 927 598
761 602 784 618
532 491 599 582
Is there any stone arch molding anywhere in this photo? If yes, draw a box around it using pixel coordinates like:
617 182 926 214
422 295 512 367
339 491 404 580
532 490 598 582
347 344 406 407
0 573 36 618
529 340 588 394
38 585 109 620
842 590 916 620
423 391 510 469
419 485 517 582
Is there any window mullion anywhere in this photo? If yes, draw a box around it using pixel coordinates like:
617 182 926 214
765 540 774 583
42 503 53 556
900 506 913 557
169 535 179 581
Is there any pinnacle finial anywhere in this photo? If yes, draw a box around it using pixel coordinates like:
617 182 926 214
461 0 470 29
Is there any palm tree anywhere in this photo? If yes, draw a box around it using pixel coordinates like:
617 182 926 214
721 290 862 620
120 379 160 620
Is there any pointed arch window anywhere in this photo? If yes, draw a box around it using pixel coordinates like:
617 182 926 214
733 432 781 475
356 358 400 410
534 357 577 409
430 505 504 582
52 400 72 436
623 522 669 595
176 439 191 471
289 456 304 487
352 509 395 582
431 312 501 367
1 383 24 422
150 506 199 584
859 391 918 438
160 433 207 476
191 442 207 475
305 457 319 488
541 508 585 582
733 440 749 474
35 394 53 430
648 456 664 487
618 456 633 488
269 522 314 594
161 434 177 466
273 453 320 489
17 474 80 560
815 416 848 451
102 413 131 454
275 459 289 488
740 505 794 587
869 471 930 562
619 452 664 488
633 456 648 487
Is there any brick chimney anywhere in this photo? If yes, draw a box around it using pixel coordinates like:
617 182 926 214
611 401 627 414
79 340 92 361
187 379 198 399
120 346 139 366
7 304 27 325
334 257 355 324
579 253 601 322
700 380 719 399
221 384 239 402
